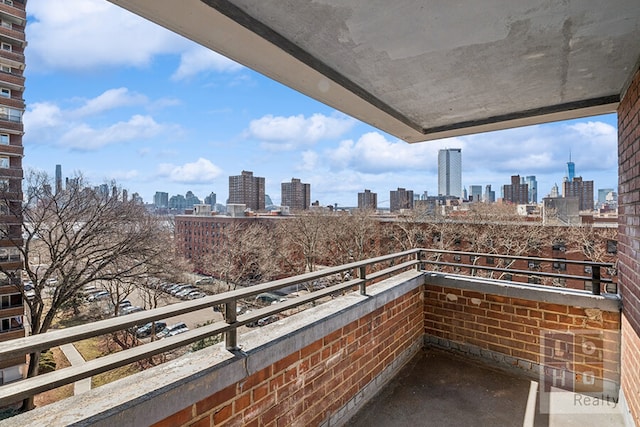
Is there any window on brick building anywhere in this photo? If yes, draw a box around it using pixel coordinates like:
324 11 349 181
0 88 9 98
1 43 11 52
528 275 541 284
0 64 11 73
0 156 8 168
528 261 540 270
486 257 494 265
553 258 566 271
0 20 11 29
607 240 617 254
503 273 513 281
0 134 8 145
453 254 461 262
584 265 592 274
552 241 566 252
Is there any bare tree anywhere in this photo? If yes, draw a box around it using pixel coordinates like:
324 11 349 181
208 220 280 288
0 171 185 410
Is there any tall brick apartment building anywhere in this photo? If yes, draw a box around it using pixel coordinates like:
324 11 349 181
228 170 265 212
0 0 25 385
281 178 310 212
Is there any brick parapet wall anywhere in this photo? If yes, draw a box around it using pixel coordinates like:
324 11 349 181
424 284 620 391
153 287 424 427
618 64 640 426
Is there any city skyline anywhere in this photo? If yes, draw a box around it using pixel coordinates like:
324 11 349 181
22 0 618 208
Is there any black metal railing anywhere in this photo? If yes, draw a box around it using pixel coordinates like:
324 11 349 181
0 248 617 406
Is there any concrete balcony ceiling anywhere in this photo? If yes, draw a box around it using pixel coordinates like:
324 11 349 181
108 0 640 142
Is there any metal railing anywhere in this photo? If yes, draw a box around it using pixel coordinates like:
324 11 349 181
419 249 616 295
0 248 617 406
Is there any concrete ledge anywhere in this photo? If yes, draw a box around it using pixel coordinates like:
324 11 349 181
2 270 424 427
425 272 621 312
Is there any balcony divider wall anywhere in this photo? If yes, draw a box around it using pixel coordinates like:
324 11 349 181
617 62 640 427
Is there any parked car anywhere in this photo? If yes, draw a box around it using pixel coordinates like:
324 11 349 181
87 290 109 302
255 293 287 305
135 321 167 338
258 315 280 327
175 287 196 298
117 300 132 308
157 322 189 339
119 305 144 316
186 291 206 300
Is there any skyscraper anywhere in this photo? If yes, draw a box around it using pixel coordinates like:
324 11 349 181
281 178 310 211
503 175 528 204
154 191 169 208
390 188 414 212
229 170 266 211
469 185 482 202
484 185 495 203
438 148 462 198
0 0 26 386
55 164 62 194
523 175 538 203
357 189 378 210
567 153 575 182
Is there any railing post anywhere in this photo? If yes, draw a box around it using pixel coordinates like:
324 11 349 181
591 265 601 296
225 299 238 350
416 250 424 271
359 266 367 295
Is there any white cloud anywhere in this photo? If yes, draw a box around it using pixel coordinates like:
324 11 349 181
23 102 64 137
326 131 443 173
26 0 190 71
171 46 243 81
72 88 147 117
157 158 223 184
59 115 169 150
23 88 181 151
248 113 357 150
298 151 319 171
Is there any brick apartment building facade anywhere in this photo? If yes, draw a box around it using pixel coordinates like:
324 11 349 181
562 176 595 211
357 189 377 210
0 0 25 385
280 178 310 212
503 175 528 204
228 170 265 212
389 187 414 212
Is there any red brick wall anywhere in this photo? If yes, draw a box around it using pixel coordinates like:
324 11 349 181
618 64 640 425
151 287 424 427
424 285 620 387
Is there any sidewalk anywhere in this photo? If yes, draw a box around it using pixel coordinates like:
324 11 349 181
58 344 91 395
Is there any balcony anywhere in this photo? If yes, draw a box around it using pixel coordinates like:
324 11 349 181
0 250 625 425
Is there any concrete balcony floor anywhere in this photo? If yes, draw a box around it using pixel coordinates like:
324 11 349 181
347 348 625 427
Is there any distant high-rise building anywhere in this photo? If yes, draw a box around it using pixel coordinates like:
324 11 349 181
154 191 169 208
567 153 575 182
185 191 202 209
438 149 462 198
597 188 615 207
503 175 528 204
469 185 482 202
281 178 310 211
484 185 495 203
204 192 217 207
390 188 414 212
550 183 560 198
265 194 273 207
523 176 538 203
229 170 265 211
55 164 62 194
562 177 594 211
358 189 378 210
0 0 27 387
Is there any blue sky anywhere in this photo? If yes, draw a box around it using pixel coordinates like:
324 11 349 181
22 0 619 208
